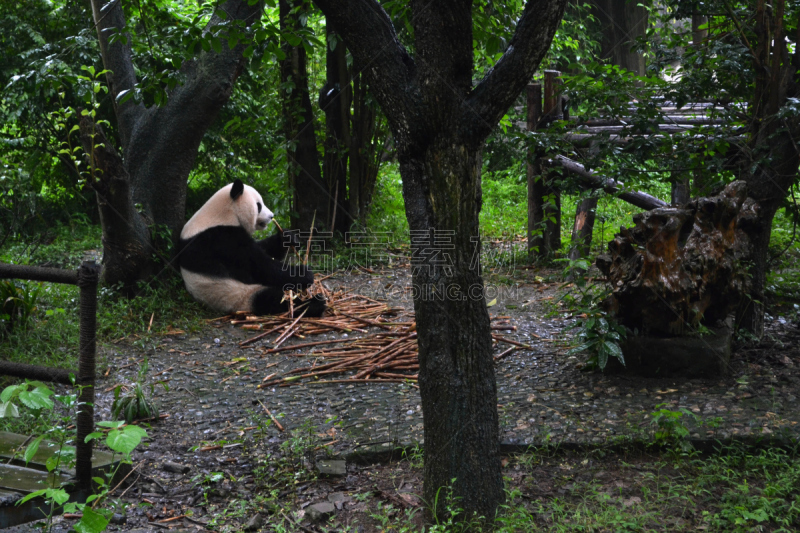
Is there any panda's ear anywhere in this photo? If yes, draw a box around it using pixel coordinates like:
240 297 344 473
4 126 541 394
230 180 244 200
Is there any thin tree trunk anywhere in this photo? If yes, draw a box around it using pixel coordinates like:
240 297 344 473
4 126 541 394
542 71 562 255
280 0 326 232
568 196 598 261
351 73 382 222
736 0 799 335
527 84 544 259
671 176 690 205
590 0 648 76
320 26 350 233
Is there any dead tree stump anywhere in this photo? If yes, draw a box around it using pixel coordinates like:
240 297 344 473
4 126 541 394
597 181 757 337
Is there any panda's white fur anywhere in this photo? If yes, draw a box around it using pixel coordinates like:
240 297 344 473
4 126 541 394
176 180 326 317
181 182 273 240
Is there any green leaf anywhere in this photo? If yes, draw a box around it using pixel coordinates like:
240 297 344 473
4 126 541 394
85 432 104 443
74 505 110 533
18 387 54 410
45 454 62 473
597 350 609 370
1 385 20 403
0 402 19 418
17 488 48 505
285 33 301 47
605 341 624 366
50 487 70 505
211 37 222 53
97 420 125 429
106 425 147 454
566 341 595 355
24 435 44 464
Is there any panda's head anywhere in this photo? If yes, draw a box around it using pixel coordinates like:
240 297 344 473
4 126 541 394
181 179 274 239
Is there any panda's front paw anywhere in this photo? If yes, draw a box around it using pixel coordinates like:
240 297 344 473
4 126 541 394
303 294 327 317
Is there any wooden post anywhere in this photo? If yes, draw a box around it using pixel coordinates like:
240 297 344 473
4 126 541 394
75 261 100 491
542 70 562 255
526 83 543 260
671 177 691 205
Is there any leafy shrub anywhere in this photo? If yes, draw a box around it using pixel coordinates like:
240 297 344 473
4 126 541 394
0 279 41 334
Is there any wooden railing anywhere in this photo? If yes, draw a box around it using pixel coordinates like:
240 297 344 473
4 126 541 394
0 261 100 491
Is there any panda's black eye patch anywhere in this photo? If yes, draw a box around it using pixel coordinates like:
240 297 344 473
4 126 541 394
257 202 262 213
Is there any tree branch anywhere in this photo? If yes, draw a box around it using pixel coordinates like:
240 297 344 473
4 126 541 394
465 0 568 141
123 0 263 233
90 0 144 152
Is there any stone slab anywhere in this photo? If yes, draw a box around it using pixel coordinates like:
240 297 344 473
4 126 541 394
316 459 346 476
0 432 129 529
618 326 732 377
0 431 118 474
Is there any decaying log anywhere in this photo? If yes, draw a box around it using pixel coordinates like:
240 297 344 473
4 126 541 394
544 155 667 210
596 181 758 335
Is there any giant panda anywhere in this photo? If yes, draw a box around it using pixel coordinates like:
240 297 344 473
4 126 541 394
176 180 326 317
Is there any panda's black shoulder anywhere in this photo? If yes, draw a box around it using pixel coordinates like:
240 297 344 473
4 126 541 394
176 225 256 273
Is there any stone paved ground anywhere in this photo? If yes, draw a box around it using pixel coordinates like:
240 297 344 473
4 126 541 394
111 268 800 460
6 267 800 532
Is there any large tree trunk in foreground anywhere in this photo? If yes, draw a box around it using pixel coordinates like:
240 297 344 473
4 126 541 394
403 141 502 519
315 0 567 523
89 0 262 289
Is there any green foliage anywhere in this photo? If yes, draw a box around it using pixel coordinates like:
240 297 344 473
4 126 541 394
0 380 54 419
556 259 627 370
366 164 409 242
479 162 528 237
567 312 627 371
2 380 146 533
649 403 696 451
0 279 42 334
111 359 162 423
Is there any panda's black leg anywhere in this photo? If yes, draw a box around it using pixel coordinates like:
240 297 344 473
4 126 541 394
251 286 289 315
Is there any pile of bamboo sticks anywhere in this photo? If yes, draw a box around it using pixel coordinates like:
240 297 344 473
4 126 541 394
222 280 525 387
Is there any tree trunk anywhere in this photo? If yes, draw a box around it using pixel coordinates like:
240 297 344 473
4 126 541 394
280 0 327 232
350 73 384 223
526 84 544 259
320 26 350 233
320 23 386 232
671 176 690 205
78 118 153 286
312 0 568 523
735 0 799 335
590 0 648 75
568 196 598 261
401 141 503 520
89 0 262 289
